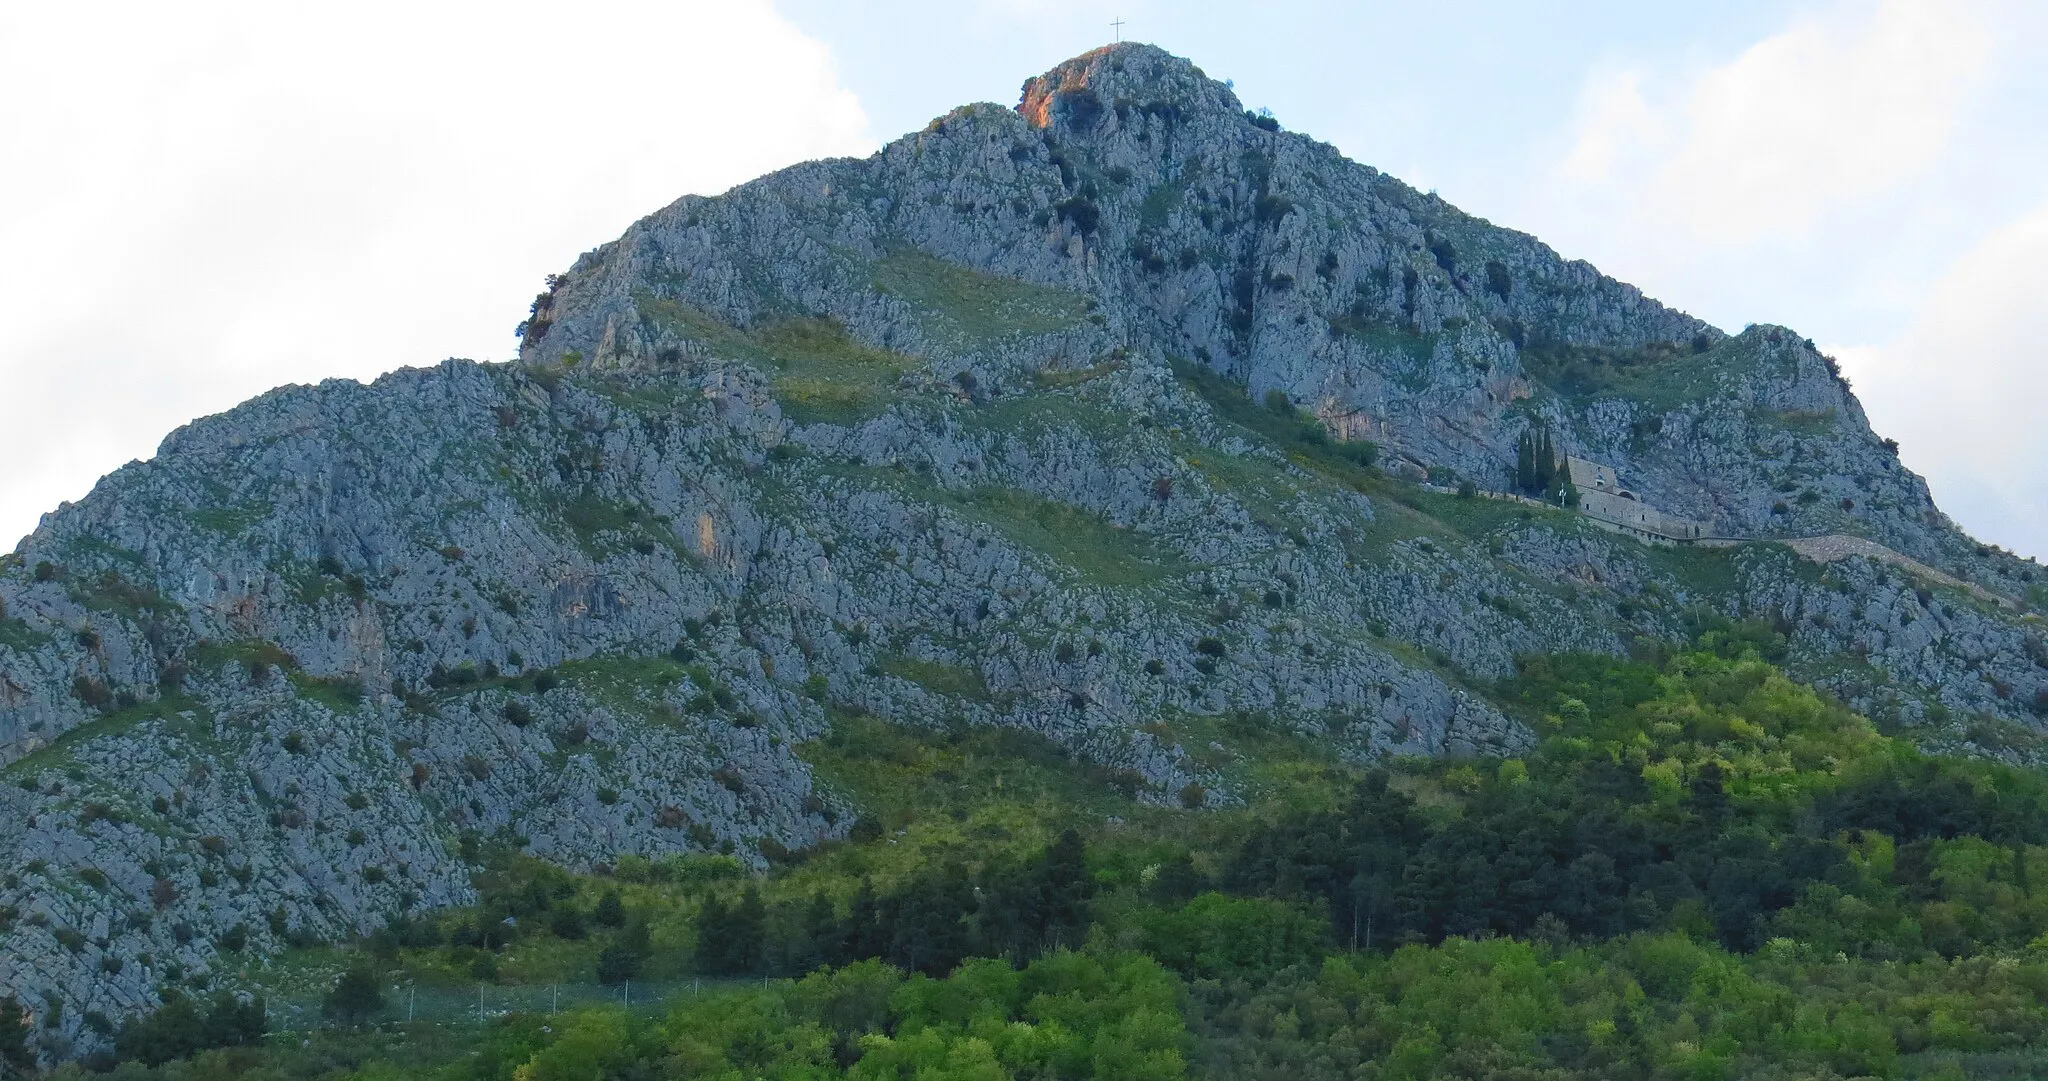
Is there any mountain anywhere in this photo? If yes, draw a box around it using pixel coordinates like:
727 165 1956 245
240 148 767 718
2 43 2044 1058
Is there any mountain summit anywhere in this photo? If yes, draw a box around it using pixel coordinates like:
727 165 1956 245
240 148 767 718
1 43 2043 1057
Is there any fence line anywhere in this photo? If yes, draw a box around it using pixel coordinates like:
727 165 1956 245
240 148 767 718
264 977 762 1032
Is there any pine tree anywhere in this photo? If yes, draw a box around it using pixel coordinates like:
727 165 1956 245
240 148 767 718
730 885 766 975
593 888 625 929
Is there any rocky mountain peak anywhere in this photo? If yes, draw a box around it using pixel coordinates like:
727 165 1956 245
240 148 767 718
3 42 2045 1063
1017 42 1245 135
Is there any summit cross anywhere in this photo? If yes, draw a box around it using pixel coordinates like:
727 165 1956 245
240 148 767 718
1111 17 1124 42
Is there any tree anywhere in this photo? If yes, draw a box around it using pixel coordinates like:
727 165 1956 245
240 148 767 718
111 991 265 1068
549 903 587 940
0 995 32 1077
322 963 384 1027
697 886 766 976
593 888 625 929
1039 829 1093 951
596 920 650 985
1514 427 1562 496
843 878 883 961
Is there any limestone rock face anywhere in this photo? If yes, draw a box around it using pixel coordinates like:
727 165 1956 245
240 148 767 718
2 42 2044 1057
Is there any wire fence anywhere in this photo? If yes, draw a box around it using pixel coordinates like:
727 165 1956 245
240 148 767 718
264 977 758 1033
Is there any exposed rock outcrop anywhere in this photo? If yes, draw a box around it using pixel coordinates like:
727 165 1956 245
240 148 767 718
2 43 2043 1057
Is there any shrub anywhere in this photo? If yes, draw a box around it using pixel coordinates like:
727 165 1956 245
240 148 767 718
322 964 384 1027
71 676 113 710
1055 195 1100 234
112 991 266 1067
1485 260 1513 301
550 904 588 940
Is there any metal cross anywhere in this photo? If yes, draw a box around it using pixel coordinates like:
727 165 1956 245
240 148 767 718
1111 17 1125 42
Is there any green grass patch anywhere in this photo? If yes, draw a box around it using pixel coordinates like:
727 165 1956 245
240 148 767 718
1400 488 1559 541
1325 313 1439 370
1170 358 1380 489
632 293 765 361
872 249 1088 345
0 617 50 650
287 672 367 713
636 294 916 426
819 463 1184 589
190 638 299 675
1031 359 1124 390
1761 408 1839 436
2 694 207 779
800 712 1145 844
1138 177 1190 230
947 486 1183 588
71 569 176 620
555 653 699 716
187 503 267 536
1521 333 1783 412
755 318 915 426
1634 539 1746 600
875 652 989 702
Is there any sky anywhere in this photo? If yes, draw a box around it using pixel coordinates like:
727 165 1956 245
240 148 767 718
1 0 2043 557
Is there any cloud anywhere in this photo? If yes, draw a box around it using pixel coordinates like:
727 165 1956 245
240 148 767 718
1833 200 2048 558
0 0 873 549
1560 0 1994 246
1534 0 2046 555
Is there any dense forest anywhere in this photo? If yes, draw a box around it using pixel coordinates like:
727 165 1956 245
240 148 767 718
25 625 2048 1080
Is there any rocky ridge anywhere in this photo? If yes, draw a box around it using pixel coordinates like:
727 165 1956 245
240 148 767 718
1 43 2044 1057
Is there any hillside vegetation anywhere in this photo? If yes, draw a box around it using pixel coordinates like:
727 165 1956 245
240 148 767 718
41 628 2048 1080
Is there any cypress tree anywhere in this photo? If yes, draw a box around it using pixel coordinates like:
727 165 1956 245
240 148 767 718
1040 829 1092 952
730 885 766 975
798 890 839 972
844 877 882 961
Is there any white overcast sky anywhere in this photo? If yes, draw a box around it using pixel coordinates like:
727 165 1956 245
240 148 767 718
2 0 2043 558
